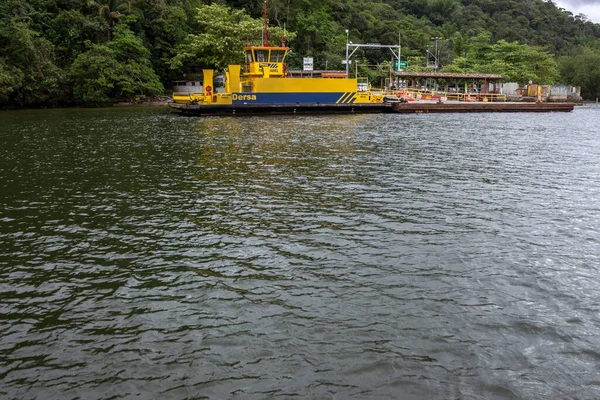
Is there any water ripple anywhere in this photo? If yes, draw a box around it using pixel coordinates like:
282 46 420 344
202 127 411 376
1 106 600 398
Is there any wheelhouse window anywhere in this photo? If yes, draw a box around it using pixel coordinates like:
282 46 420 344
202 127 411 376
245 50 253 63
270 50 286 62
255 50 269 62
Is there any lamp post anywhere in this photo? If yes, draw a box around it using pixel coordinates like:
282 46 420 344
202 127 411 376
397 32 401 89
345 29 349 76
430 37 442 72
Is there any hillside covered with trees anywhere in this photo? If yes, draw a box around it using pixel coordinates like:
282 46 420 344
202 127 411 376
2 0 600 107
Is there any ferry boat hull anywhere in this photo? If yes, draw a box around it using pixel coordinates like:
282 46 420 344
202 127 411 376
170 101 393 116
229 91 369 105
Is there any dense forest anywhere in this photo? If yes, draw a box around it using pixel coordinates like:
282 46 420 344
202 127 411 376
2 0 600 107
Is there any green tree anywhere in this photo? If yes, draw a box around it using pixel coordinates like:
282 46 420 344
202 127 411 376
0 58 24 102
69 22 163 105
441 34 559 85
475 40 559 84
427 0 461 25
0 19 66 106
142 5 191 85
47 10 109 67
169 3 292 73
86 0 143 39
558 47 600 99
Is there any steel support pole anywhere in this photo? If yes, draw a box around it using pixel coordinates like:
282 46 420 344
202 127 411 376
345 29 349 77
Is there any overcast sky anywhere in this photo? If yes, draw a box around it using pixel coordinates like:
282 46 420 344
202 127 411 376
554 0 600 22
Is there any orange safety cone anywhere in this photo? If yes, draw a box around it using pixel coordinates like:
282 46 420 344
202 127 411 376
466 92 473 102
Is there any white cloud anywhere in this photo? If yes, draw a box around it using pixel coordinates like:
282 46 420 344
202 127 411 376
554 0 600 22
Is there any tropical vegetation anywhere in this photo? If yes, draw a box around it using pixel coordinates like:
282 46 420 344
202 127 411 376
1 0 600 107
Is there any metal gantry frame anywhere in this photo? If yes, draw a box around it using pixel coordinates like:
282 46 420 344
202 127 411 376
345 43 402 76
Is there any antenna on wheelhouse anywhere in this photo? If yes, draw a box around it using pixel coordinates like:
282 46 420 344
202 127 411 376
263 0 269 47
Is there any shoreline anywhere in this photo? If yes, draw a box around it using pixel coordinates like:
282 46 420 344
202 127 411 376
0 96 172 111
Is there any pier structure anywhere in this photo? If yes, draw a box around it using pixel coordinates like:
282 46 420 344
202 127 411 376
392 71 504 101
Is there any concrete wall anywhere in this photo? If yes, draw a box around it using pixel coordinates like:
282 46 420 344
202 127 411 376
550 85 580 95
501 82 520 95
501 83 582 101
173 81 202 93
173 76 226 93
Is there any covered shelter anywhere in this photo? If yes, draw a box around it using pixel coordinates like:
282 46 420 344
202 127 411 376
392 71 503 94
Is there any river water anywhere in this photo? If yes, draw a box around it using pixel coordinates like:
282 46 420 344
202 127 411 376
1 105 599 399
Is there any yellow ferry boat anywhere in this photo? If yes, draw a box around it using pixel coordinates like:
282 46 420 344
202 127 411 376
170 44 388 115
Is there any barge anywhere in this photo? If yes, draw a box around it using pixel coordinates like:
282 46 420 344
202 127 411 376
170 97 575 116
392 101 575 113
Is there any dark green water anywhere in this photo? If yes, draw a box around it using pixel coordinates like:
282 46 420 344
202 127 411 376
1 106 600 399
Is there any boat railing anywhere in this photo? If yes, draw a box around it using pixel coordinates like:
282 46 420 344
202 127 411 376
385 88 507 102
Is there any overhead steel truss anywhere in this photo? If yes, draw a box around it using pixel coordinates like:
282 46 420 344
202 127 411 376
345 43 402 76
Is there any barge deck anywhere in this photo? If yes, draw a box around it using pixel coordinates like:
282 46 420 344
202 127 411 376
392 101 575 113
170 100 575 116
169 102 393 116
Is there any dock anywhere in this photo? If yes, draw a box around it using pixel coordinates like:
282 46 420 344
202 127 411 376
391 100 575 113
170 100 575 116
